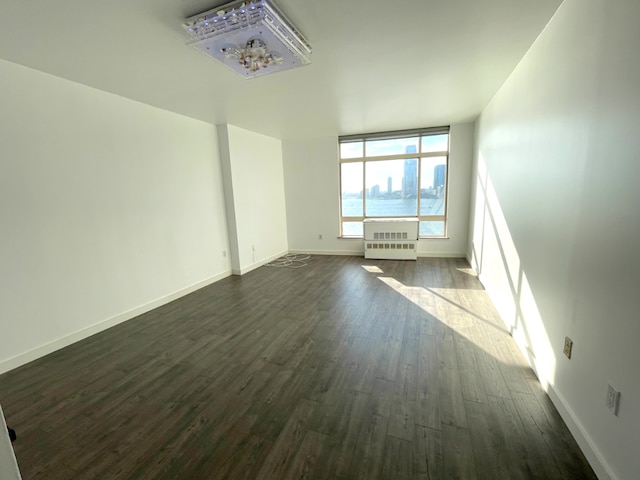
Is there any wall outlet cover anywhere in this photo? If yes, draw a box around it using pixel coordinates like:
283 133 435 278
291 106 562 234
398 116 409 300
563 336 573 359
606 384 621 415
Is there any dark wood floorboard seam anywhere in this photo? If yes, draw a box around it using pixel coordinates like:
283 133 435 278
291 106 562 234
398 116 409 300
0 256 597 480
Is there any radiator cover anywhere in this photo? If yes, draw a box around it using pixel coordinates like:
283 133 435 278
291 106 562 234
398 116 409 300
363 218 419 260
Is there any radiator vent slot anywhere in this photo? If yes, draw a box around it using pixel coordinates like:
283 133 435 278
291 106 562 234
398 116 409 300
366 243 415 250
373 231 409 240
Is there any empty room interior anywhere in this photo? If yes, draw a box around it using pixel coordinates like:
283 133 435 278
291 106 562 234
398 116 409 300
0 0 638 479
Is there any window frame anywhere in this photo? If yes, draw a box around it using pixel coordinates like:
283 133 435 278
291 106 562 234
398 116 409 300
338 126 450 238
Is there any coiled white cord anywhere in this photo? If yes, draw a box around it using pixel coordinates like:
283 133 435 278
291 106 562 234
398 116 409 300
266 253 311 269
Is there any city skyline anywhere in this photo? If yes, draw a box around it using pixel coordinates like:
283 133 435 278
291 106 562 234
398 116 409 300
342 157 447 196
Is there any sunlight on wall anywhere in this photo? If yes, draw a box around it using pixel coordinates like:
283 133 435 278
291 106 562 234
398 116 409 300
470 153 556 388
515 270 556 390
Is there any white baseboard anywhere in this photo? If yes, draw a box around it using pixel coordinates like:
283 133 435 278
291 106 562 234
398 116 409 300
474 270 612 480
466 252 474 265
287 249 362 256
232 250 290 275
417 252 467 258
545 384 615 480
287 249 467 258
0 270 232 375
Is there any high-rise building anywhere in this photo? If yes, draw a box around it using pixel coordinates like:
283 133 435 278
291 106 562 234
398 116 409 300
403 145 418 198
434 164 446 188
387 176 392 194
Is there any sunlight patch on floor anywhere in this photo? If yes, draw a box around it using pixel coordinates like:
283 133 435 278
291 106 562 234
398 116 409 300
361 265 384 273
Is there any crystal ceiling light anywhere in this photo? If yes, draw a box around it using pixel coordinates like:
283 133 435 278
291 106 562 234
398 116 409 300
183 0 311 78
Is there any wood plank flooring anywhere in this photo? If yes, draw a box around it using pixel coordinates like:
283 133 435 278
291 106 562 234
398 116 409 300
0 256 597 479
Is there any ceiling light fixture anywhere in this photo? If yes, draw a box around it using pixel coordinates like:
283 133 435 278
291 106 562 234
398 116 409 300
183 0 311 78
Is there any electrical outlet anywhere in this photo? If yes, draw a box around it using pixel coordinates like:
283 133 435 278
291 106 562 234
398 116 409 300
606 384 620 415
222 250 227 257
563 336 573 359
318 234 323 240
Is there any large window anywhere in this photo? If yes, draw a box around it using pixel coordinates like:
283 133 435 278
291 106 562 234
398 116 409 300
339 127 449 238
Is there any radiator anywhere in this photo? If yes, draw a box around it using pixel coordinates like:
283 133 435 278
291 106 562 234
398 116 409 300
363 218 419 260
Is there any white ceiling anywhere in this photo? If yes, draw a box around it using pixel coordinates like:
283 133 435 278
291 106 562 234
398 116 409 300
0 0 561 139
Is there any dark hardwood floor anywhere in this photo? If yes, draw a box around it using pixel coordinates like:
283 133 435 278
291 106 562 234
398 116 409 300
0 256 597 479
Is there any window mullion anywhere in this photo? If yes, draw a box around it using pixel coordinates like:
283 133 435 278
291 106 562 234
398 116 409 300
362 160 366 217
417 158 421 219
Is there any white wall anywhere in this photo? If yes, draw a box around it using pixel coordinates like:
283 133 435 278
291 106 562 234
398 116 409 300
423 122 474 256
282 123 474 257
282 136 361 255
0 58 231 373
218 125 288 274
468 1 640 479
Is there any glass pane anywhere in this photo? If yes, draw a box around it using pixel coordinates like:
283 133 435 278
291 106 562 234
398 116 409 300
365 160 417 217
420 156 447 216
420 221 445 237
342 221 363 237
365 137 419 157
341 162 363 217
340 141 363 159
421 134 449 153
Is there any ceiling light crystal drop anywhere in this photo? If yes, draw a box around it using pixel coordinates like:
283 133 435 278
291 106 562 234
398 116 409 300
182 0 311 78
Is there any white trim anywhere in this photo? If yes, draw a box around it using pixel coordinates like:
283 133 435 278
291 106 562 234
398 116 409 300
417 252 466 258
232 250 290 275
0 271 232 375
288 249 362 256
287 249 467 258
546 385 615 480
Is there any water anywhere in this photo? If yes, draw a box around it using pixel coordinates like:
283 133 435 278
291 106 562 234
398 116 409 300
341 198 445 217
341 198 446 237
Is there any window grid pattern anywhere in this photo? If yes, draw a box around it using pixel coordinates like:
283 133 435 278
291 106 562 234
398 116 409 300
339 127 450 238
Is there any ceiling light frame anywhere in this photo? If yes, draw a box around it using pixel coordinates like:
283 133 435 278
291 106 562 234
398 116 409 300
183 0 311 78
